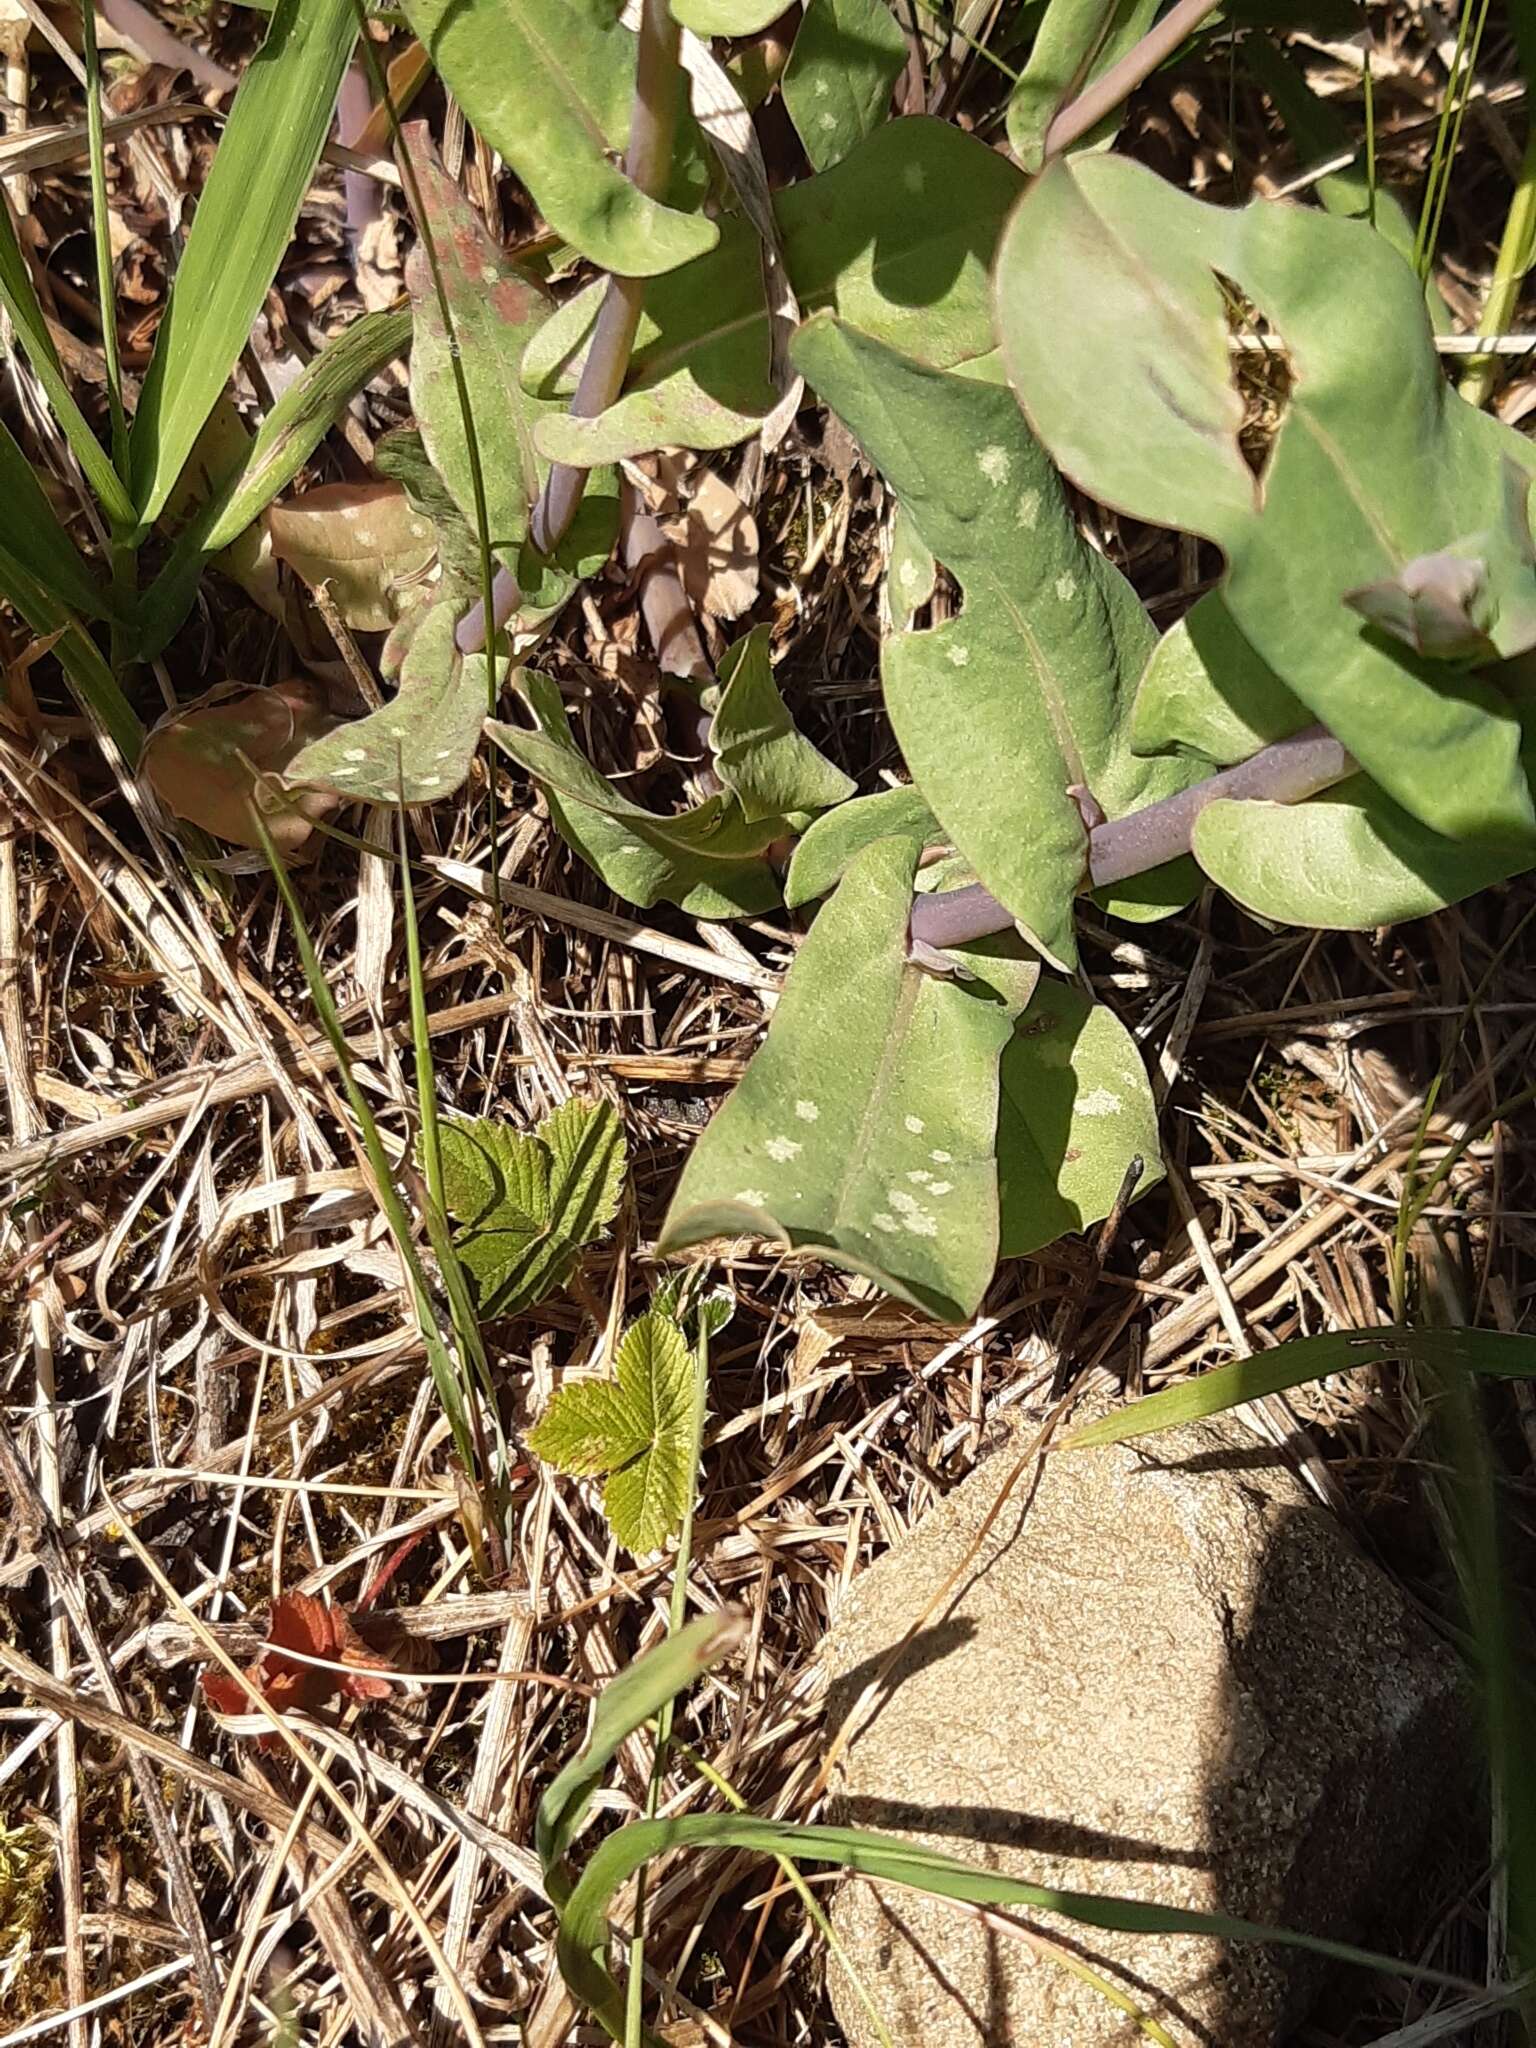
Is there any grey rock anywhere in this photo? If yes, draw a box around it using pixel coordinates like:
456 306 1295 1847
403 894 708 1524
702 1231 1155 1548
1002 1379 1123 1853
822 1413 1470 2047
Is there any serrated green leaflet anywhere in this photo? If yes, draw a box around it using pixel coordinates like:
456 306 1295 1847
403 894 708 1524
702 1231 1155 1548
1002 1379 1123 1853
288 604 490 807
488 676 783 918
435 1097 626 1319
784 785 937 908
1065 1326 1536 1450
996 153 1536 847
993 979 1163 1257
660 837 1024 1322
528 1311 694 1554
401 0 716 278
400 126 555 564
128 0 358 530
783 0 907 172
709 626 854 822
524 118 1022 466
1005 0 1160 170
792 315 1200 968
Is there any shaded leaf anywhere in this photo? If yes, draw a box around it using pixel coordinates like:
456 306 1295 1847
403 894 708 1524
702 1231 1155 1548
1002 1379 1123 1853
142 676 340 851
529 1311 694 1553
400 0 717 278
709 625 855 822
1006 0 1160 170
660 837 1027 1322
792 314 1200 968
0 422 114 622
1344 550 1498 661
784 783 937 908
996 152 1536 847
1131 593 1306 766
652 453 759 622
129 0 358 529
524 117 1022 465
267 482 437 633
488 675 783 918
783 0 907 172
288 604 491 808
436 1097 626 1318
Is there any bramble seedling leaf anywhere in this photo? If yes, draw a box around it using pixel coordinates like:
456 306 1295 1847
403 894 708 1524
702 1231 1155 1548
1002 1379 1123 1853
997 152 1536 847
142 676 340 852
650 1269 736 1339
660 837 1030 1322
529 1310 694 1554
400 0 716 278
400 126 556 566
783 0 907 172
1005 0 1160 171
286 604 490 807
525 118 1023 465
488 675 783 918
792 314 1201 967
784 784 938 908
709 626 855 822
267 482 437 633
436 1097 626 1319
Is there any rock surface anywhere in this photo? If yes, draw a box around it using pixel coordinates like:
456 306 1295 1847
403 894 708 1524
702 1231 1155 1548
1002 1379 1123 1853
822 1411 1469 2047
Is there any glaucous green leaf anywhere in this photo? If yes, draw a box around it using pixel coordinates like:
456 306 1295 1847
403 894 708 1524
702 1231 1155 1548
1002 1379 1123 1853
1191 774 1536 928
671 0 788 27
709 625 855 822
1005 0 1160 170
526 117 1023 465
287 604 490 806
992 978 1163 1257
528 1311 694 1554
488 675 783 918
266 482 437 633
436 1097 626 1318
401 0 716 278
1131 593 1308 766
997 153 1536 847
792 314 1200 967
784 784 937 908
129 0 358 529
783 0 907 172
401 126 554 563
888 502 937 632
660 836 1026 1321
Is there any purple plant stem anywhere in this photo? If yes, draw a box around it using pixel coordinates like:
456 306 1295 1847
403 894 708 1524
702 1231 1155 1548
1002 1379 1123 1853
1042 0 1224 158
456 0 687 655
907 724 1355 951
337 61 378 248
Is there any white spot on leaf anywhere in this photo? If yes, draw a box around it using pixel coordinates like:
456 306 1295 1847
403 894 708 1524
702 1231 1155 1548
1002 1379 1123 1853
795 1099 820 1122
1077 1088 1124 1117
930 1149 952 1163
1016 488 1041 530
888 1189 938 1237
1055 573 1077 603
907 1169 932 1185
735 1188 769 1207
946 644 971 667
765 1135 802 1163
977 444 1010 485
905 1116 925 1134
929 1181 953 1196
343 747 367 762
872 1213 898 1233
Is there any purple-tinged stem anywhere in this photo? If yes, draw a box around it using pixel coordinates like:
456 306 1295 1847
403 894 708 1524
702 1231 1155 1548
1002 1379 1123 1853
1042 0 1223 158
456 0 687 655
337 61 378 248
907 723 1355 952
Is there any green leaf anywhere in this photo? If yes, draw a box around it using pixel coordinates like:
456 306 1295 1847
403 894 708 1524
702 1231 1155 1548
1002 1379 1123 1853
266 482 438 633
792 314 1200 968
784 784 937 908
401 0 717 278
287 603 491 807
0 554 139 761
996 152 1536 847
487 675 783 918
1005 0 1160 171
529 1311 695 1554
1064 1325 1536 1450
783 0 907 172
992 978 1162 1257
434 1096 627 1318
400 125 556 563
524 116 1023 465
1131 594 1307 767
670 0 788 28
129 0 358 529
659 837 1027 1322
888 502 937 632
709 626 855 822
0 422 114 622
0 173 134 530
135 309 411 662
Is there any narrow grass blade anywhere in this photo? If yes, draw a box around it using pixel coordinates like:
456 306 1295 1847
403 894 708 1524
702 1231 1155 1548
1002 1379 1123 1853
0 419 117 621
128 0 359 530
1063 1326 1536 1449
0 191 135 529
0 550 140 760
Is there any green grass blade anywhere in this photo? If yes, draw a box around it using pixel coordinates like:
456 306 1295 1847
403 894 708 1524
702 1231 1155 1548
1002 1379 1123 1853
1063 1326 1536 1449
0 549 140 760
134 307 410 660
0 190 135 530
0 419 118 622
78 0 128 475
128 0 359 530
